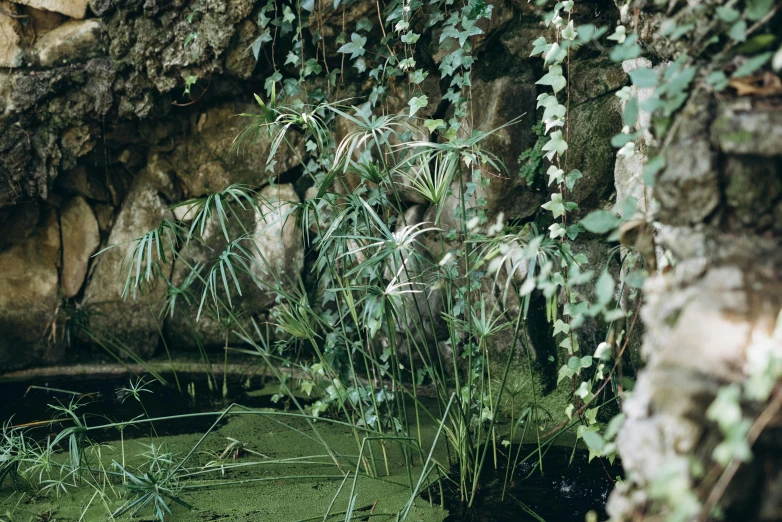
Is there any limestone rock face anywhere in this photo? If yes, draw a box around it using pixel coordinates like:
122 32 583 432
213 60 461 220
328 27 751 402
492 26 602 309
428 75 541 237
0 207 61 371
248 184 304 309
13 0 89 19
0 57 115 208
32 19 104 67
60 196 99 298
164 184 303 348
567 94 623 214
167 102 304 197
609 90 782 520
712 107 782 157
82 172 174 357
55 165 111 202
0 10 23 68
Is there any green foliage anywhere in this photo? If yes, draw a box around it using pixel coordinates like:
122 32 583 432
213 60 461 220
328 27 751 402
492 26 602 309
72 0 782 519
517 122 545 186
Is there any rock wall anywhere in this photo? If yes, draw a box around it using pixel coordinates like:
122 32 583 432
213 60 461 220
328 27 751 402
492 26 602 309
607 93 782 519
0 0 628 372
605 5 782 519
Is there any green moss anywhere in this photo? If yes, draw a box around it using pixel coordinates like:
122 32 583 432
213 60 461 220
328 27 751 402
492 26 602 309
0 412 448 521
719 130 755 145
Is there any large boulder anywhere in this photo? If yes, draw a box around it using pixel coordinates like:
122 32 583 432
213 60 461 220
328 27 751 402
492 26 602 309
0 207 61 371
427 75 541 242
165 184 303 348
566 94 623 215
81 171 174 357
0 10 23 68
14 0 89 19
31 19 105 67
167 102 304 198
60 196 99 298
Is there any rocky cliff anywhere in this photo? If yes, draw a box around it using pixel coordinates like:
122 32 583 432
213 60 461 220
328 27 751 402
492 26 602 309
0 0 629 370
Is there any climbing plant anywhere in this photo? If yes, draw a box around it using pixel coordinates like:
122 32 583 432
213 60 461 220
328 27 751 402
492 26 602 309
96 0 782 518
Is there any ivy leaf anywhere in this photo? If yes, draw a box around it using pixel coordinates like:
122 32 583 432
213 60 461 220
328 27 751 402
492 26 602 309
544 42 566 66
706 70 729 91
250 29 272 60
549 223 566 239
399 57 416 70
401 32 421 44
729 19 747 42
629 67 658 88
536 65 567 94
541 193 566 218
356 18 373 32
303 58 322 77
558 365 575 383
282 5 296 23
581 210 622 234
610 34 641 62
707 384 744 429
607 25 626 44
716 5 740 23
410 69 428 84
542 102 566 123
264 71 282 98
338 33 367 60
747 0 774 21
643 155 665 186
424 119 445 133
611 131 639 148
585 407 599 426
530 36 550 57
561 21 577 41
408 95 429 117
301 0 315 11
732 51 772 77
547 166 564 186
553 319 570 336
596 270 614 306
565 169 582 191
457 21 484 47
581 430 605 452
566 223 583 240
285 51 299 66
541 130 568 160
577 24 607 43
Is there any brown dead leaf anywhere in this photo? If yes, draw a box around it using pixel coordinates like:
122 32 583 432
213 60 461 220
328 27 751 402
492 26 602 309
729 72 782 97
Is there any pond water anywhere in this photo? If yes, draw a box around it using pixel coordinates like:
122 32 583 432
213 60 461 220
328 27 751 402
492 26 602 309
0 373 620 521
0 373 282 440
437 444 621 522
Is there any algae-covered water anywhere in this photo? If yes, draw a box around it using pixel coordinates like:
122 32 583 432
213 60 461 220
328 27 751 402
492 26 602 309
0 373 618 521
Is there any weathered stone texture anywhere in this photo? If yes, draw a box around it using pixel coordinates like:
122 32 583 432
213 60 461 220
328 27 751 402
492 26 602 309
0 207 61 370
59 196 100 298
0 10 23 68
14 0 89 19
81 172 174 357
609 88 782 522
32 19 105 67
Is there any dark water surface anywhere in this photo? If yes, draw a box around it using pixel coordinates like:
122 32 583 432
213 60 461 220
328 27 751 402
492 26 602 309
435 444 621 522
0 373 278 441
